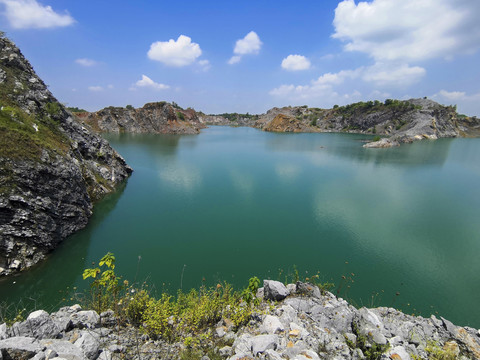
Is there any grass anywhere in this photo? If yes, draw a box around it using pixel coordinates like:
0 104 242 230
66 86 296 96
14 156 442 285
0 58 70 161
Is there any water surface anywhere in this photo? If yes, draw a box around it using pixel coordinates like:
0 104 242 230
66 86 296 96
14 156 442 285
1 127 479 327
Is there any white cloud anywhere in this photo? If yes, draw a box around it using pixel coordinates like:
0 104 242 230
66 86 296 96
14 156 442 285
0 0 75 29
75 58 97 67
313 69 359 85
332 0 480 62
198 59 211 71
107 84 114 89
434 90 480 101
228 55 241 65
281 55 311 71
229 31 262 64
147 35 202 67
135 75 169 90
362 62 425 87
88 86 103 92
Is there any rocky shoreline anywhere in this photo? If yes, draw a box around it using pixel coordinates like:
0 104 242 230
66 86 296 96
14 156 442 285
78 99 480 149
0 36 132 276
0 280 479 360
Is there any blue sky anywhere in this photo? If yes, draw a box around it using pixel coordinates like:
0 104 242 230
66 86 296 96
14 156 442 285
1 0 480 116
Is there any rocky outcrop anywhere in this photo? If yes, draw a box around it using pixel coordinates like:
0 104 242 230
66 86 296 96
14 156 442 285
0 36 132 276
77 103 206 134
1 282 479 360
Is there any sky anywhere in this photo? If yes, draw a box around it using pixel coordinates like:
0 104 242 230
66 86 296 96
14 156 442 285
1 0 480 116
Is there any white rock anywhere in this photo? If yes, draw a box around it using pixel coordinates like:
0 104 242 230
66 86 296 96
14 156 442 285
387 346 412 360
251 334 279 356
262 315 284 334
27 310 49 320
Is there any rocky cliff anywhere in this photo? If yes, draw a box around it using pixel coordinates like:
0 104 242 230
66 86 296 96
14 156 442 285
196 99 480 147
77 102 205 134
0 281 479 360
254 99 474 147
0 36 132 276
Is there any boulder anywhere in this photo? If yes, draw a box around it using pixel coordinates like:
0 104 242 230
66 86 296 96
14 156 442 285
0 336 43 360
264 280 289 301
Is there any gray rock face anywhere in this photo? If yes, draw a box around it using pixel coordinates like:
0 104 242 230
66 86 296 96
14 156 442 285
78 102 206 134
0 36 132 276
264 280 289 301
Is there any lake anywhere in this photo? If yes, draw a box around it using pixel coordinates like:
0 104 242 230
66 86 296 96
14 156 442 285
1 126 479 328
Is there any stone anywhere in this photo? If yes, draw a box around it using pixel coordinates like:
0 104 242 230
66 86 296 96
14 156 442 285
295 349 321 360
264 280 289 301
264 349 283 360
0 324 6 340
40 339 86 360
219 346 233 357
251 334 279 355
11 310 61 340
32 352 46 360
286 283 296 295
215 326 226 338
97 350 112 360
74 331 100 359
71 311 100 329
0 336 43 360
233 333 253 355
387 346 411 360
296 282 321 298
262 315 284 334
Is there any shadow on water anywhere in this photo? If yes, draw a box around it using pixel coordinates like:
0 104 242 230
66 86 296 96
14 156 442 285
0 181 128 314
264 132 453 167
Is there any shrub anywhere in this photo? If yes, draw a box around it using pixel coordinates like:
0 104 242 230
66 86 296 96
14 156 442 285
176 111 185 121
373 136 381 142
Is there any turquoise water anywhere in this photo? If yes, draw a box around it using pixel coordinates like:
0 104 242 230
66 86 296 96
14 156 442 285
1 127 479 327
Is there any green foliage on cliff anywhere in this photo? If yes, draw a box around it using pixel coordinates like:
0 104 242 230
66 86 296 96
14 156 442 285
0 62 68 160
176 111 185 121
67 106 87 113
0 104 68 160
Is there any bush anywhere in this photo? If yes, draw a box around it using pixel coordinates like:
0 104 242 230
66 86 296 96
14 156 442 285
176 111 185 121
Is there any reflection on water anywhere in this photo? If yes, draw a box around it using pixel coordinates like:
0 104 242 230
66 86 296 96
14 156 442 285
1 127 479 328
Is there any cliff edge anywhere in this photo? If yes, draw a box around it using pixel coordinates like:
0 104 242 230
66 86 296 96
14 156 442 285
0 36 132 276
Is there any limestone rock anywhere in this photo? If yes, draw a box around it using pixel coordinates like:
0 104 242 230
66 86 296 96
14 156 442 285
264 280 289 301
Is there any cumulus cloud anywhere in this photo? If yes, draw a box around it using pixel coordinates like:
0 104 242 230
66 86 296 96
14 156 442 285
332 0 480 62
135 75 169 90
148 35 202 67
0 0 75 29
281 55 311 71
434 90 480 101
75 58 97 67
88 86 103 92
362 62 425 87
228 31 262 64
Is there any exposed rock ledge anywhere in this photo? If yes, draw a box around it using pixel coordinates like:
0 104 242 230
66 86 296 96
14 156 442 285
1 281 479 360
0 37 132 276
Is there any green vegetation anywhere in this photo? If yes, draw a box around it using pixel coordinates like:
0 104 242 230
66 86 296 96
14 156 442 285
176 111 185 121
67 106 87 113
0 61 69 161
373 136 381 142
126 105 134 110
216 112 259 121
334 99 421 120
423 341 459 360
345 323 390 360
82 253 260 347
